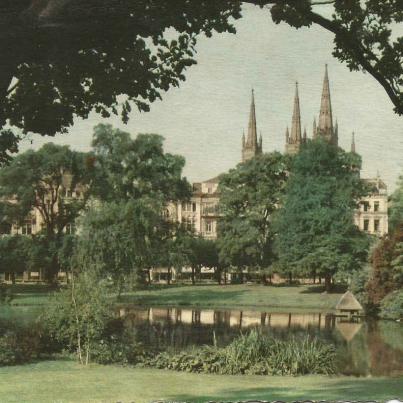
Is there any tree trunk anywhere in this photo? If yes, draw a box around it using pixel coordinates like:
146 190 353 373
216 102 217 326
191 267 195 285
167 267 171 285
288 272 292 285
324 274 332 292
147 268 151 285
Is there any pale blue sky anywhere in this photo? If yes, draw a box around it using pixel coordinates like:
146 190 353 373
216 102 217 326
23 4 403 191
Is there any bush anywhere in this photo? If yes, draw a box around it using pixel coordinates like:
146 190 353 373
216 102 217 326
143 330 337 375
0 283 13 304
380 290 403 320
0 324 44 366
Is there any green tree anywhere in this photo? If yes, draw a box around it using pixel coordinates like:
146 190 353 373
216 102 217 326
0 1 240 161
218 152 290 283
75 198 173 294
74 125 191 291
274 139 370 291
177 235 220 284
389 174 403 233
0 143 94 281
1 2 402 163
44 269 114 365
91 124 191 203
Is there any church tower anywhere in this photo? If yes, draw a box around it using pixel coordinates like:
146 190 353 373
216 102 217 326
242 89 262 162
285 82 304 155
314 65 338 146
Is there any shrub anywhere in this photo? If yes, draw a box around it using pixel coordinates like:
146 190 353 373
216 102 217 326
0 324 44 366
0 283 13 305
380 290 403 320
143 330 337 375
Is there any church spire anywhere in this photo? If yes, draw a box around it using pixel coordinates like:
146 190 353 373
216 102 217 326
242 89 262 162
317 65 335 144
247 89 257 147
290 82 302 143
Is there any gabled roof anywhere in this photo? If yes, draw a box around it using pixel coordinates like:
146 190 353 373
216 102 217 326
336 291 363 311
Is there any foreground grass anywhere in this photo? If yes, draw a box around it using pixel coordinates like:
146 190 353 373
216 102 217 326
120 284 344 312
0 360 401 403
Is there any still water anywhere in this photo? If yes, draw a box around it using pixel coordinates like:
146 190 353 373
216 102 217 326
119 306 403 377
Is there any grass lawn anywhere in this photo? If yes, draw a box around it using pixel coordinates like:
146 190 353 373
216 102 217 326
7 284 54 306
0 360 401 403
119 284 344 312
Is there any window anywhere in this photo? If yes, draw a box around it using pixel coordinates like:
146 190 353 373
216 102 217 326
374 201 380 212
205 221 213 233
374 219 380 232
363 219 369 231
192 203 197 212
202 203 218 215
65 189 73 198
21 218 36 235
363 202 370 212
182 202 193 212
182 216 194 231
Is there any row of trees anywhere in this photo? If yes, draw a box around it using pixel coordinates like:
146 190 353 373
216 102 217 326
217 139 371 291
2 125 402 294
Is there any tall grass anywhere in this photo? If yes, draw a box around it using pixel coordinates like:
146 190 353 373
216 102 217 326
145 329 337 375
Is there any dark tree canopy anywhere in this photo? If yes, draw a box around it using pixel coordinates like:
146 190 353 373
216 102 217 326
0 1 240 160
0 1 401 163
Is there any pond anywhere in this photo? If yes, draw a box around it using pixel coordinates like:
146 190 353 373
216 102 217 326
119 306 403 377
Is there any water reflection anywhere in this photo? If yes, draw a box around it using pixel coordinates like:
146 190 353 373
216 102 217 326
119 306 403 376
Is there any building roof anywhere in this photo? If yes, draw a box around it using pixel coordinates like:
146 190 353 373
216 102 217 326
363 178 387 191
336 291 363 311
202 175 222 184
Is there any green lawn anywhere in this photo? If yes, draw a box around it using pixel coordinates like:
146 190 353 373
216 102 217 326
0 360 401 403
7 284 54 306
119 284 344 312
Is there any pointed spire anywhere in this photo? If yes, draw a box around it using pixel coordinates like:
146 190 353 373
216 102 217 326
351 132 356 153
247 88 258 147
290 82 302 143
285 126 290 142
242 89 261 162
242 130 245 147
318 64 334 138
313 117 317 138
259 131 263 151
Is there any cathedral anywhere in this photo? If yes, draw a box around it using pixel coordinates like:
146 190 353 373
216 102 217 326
173 65 388 241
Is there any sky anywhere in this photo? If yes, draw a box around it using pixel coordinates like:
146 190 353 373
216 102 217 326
22 4 403 191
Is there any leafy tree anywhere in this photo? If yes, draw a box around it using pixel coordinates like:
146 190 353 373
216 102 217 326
44 269 114 365
0 143 94 281
0 1 402 163
74 125 191 290
175 235 220 284
74 198 173 294
218 152 290 282
367 223 403 308
274 139 370 291
91 124 191 203
389 174 403 233
0 1 240 160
